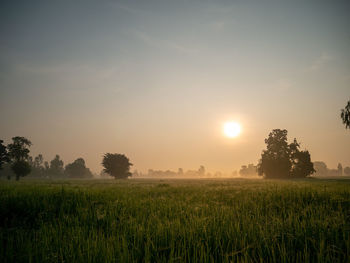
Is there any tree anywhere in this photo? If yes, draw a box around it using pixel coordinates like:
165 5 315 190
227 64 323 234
198 165 205 176
290 150 314 178
11 161 31 181
7 137 31 162
102 153 132 179
341 100 350 129
258 129 292 178
337 163 343 176
30 154 45 178
0 140 9 170
258 129 315 179
33 154 44 168
44 161 50 171
65 158 93 178
0 163 15 180
239 164 257 176
7 137 32 180
49 155 64 177
313 161 328 176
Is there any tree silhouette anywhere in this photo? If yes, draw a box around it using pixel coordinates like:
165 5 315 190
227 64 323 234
341 100 350 129
0 140 9 170
30 154 45 178
198 165 205 176
290 150 315 178
7 137 31 161
7 137 32 180
11 161 31 181
33 154 44 168
102 153 132 179
337 163 343 176
258 129 314 179
258 129 292 178
49 155 64 178
65 158 93 178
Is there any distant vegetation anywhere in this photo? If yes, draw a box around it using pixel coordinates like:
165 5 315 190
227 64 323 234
314 161 350 177
0 137 95 180
239 164 258 177
134 165 214 178
1 123 350 180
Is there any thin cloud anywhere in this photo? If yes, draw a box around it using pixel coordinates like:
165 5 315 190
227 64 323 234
305 53 333 72
132 30 200 55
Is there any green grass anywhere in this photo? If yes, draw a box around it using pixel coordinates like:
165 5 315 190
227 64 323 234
0 178 349 262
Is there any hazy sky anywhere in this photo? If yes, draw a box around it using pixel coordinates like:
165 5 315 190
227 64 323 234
1 0 349 174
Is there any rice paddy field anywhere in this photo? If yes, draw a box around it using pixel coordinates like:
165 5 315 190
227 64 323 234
0 178 349 262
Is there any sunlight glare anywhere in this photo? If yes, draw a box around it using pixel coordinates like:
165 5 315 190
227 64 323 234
223 122 241 138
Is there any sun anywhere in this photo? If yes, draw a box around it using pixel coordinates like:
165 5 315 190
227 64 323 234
223 122 241 138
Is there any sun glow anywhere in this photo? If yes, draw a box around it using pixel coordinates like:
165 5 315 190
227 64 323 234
223 122 241 138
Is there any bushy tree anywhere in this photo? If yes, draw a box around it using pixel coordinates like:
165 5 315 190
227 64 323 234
34 154 44 168
258 129 315 179
49 155 64 178
7 137 32 180
0 140 9 170
341 100 350 129
30 154 46 178
11 160 31 181
258 129 292 178
102 153 132 179
290 150 314 178
7 137 31 161
65 158 93 178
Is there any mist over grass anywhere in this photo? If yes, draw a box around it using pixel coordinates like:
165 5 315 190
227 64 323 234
0 179 349 262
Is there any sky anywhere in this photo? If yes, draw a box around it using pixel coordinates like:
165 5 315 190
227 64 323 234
1 0 349 174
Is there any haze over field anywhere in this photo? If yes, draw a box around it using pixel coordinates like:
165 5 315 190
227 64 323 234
1 0 349 174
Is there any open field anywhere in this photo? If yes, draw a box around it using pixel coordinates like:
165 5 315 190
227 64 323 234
0 178 349 262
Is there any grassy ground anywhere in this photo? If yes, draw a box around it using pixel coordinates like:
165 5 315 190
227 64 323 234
0 178 349 262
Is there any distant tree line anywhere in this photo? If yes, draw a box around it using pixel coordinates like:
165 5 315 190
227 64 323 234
313 161 350 177
1 130 347 181
0 136 133 181
239 164 258 176
133 165 207 178
132 166 239 178
0 137 93 180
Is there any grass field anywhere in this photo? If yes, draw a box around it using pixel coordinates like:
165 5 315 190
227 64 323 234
0 178 349 262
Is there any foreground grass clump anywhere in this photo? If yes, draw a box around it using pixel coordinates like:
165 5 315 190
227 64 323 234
0 179 349 262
